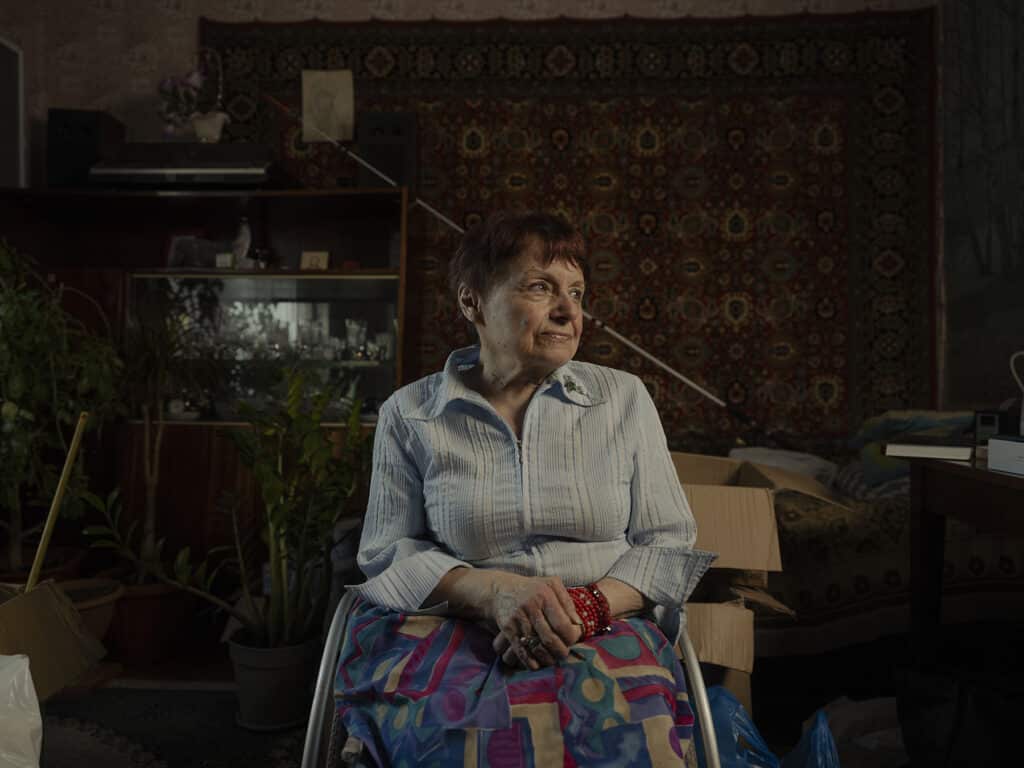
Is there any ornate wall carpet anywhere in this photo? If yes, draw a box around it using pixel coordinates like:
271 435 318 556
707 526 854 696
201 11 936 454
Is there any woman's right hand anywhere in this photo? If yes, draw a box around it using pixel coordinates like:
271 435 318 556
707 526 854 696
485 573 582 670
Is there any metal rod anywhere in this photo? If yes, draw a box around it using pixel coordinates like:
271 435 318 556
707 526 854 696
410 198 466 236
584 313 727 408
680 628 722 768
262 94 731 413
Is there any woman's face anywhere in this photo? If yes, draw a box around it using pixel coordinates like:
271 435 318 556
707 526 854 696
468 239 585 376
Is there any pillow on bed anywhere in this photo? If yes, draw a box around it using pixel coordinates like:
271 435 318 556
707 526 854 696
834 459 912 500
728 446 838 487
847 409 973 450
848 410 974 487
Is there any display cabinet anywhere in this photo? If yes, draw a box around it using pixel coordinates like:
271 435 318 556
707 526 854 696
2 186 409 423
0 185 405 568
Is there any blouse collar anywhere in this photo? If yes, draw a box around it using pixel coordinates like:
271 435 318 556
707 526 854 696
408 346 601 421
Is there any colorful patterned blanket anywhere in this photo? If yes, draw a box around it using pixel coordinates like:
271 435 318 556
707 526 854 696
334 599 697 766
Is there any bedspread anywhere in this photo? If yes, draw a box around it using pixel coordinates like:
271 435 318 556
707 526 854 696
756 488 1024 655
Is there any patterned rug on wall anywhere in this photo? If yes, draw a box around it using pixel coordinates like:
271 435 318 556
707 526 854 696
201 10 936 455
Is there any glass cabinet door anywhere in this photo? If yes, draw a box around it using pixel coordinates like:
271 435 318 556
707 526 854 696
129 272 400 423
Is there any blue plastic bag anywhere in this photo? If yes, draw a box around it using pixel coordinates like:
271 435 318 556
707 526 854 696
780 710 840 768
695 686 840 768
694 686 779 768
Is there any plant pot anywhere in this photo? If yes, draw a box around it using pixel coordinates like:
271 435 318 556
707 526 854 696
191 110 230 143
228 633 320 731
0 544 86 583
60 578 125 642
107 581 194 667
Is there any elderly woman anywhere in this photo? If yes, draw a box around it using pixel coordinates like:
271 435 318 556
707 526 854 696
338 211 714 766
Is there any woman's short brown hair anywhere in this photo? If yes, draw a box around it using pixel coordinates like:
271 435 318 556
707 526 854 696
448 211 588 300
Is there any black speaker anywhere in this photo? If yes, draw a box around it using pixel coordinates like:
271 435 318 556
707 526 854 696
355 112 417 192
46 108 125 188
0 36 25 188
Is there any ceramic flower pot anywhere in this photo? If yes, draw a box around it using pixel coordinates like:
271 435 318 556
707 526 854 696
190 110 230 143
0 544 86 584
60 577 125 642
228 632 320 731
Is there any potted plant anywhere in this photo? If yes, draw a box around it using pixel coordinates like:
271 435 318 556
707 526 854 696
158 47 229 142
0 240 122 580
121 278 228 581
94 276 229 663
89 365 369 728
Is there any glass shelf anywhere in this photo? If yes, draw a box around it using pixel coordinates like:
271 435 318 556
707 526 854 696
129 272 400 422
131 270 400 280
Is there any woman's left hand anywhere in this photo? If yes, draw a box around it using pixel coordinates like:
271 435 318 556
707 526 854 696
491 626 581 669
485 573 583 669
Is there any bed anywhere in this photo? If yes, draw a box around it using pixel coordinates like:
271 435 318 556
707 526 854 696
736 413 1024 656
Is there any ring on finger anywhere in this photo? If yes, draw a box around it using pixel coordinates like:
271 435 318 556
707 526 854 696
519 635 543 654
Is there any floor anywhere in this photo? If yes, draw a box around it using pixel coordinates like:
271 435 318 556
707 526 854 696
754 620 1024 766
42 615 1024 767
42 613 301 768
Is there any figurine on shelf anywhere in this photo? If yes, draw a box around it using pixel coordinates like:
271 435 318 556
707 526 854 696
252 247 274 270
344 318 368 360
375 331 395 361
233 216 254 269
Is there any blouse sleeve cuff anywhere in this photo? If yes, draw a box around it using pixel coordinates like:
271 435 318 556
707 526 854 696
345 549 470 612
605 546 717 607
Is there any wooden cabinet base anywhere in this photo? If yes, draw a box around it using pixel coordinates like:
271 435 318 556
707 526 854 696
107 581 194 667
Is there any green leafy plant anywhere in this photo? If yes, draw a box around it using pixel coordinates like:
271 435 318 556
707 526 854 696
87 366 369 647
0 240 122 572
119 277 231 583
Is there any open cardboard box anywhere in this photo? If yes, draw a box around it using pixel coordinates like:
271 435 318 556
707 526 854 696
673 451 843 613
673 452 842 709
0 581 106 701
0 413 105 702
684 601 754 713
673 451 843 574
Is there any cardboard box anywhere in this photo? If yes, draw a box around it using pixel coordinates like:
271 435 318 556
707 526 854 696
672 453 840 712
672 451 842 573
686 602 753 672
0 582 106 701
682 602 754 713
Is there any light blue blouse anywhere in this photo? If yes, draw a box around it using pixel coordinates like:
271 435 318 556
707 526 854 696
348 346 716 639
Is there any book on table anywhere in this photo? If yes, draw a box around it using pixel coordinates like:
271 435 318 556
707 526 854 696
987 435 1024 476
884 436 974 461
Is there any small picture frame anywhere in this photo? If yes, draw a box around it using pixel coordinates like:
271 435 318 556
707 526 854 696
300 250 330 271
302 69 354 143
165 230 208 268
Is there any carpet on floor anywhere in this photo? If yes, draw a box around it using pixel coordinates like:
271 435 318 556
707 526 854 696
41 688 304 768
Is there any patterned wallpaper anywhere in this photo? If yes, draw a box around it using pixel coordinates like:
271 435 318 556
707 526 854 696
3 0 931 157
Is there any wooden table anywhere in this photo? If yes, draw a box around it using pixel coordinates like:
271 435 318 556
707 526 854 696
909 458 1024 655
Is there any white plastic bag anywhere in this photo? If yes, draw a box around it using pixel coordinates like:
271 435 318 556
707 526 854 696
0 655 42 768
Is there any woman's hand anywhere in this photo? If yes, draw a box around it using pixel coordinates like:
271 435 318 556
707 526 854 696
485 573 582 670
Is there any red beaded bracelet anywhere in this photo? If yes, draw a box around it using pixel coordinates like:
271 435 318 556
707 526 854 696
568 583 612 638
